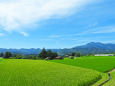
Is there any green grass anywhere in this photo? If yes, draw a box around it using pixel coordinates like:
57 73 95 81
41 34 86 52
92 73 109 86
103 71 115 86
50 56 115 72
0 59 101 86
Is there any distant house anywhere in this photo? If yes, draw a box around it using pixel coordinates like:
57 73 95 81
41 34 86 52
55 56 63 59
94 54 114 56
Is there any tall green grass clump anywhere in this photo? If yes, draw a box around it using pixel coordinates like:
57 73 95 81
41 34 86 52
0 59 101 86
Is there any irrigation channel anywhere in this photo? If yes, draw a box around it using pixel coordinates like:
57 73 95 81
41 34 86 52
99 69 115 86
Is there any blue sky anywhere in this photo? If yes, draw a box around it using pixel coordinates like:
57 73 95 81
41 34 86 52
0 0 115 49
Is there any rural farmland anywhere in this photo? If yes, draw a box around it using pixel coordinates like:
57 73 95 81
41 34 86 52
0 0 114 85
1 56 115 86
0 59 101 86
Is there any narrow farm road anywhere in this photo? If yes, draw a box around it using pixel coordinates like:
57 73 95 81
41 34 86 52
108 69 115 74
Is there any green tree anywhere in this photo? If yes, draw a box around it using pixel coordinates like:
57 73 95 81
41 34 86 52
71 53 75 56
87 53 92 56
12 54 17 57
4 52 12 58
38 48 47 59
47 50 58 59
75 53 81 57
33 56 37 60
52 52 58 59
16 55 23 59
0 53 4 57
47 50 53 58
26 55 33 59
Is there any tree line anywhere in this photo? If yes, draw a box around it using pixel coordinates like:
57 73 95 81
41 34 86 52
1 48 115 60
0 48 58 60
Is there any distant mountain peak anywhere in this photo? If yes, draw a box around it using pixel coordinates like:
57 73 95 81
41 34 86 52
87 42 103 45
74 42 115 51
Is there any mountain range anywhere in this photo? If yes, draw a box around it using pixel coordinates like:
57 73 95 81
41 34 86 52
0 42 115 55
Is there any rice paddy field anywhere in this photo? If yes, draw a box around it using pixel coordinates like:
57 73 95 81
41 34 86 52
50 56 115 85
0 59 101 86
50 56 115 72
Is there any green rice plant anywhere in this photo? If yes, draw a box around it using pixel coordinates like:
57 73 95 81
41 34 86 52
0 59 101 86
50 56 115 72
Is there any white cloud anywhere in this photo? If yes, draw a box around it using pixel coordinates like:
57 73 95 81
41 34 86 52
0 0 94 33
49 25 115 38
40 39 53 41
76 25 115 35
21 32 29 36
89 22 98 27
93 26 115 33
49 36 61 38
49 33 86 38
0 33 5 36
